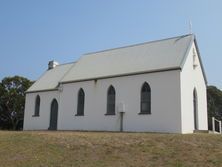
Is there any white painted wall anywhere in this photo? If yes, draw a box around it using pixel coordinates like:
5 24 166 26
180 42 208 133
58 70 182 133
24 70 182 133
23 91 59 130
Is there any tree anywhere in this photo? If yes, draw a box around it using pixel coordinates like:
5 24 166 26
207 85 222 130
0 76 32 130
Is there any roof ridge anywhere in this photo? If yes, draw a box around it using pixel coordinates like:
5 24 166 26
56 62 75 67
83 34 193 56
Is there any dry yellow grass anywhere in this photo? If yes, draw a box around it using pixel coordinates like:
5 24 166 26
0 131 222 167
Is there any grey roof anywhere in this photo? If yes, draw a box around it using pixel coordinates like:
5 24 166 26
27 34 207 93
61 34 194 83
27 63 74 93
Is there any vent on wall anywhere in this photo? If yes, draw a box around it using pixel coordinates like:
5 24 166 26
193 49 198 69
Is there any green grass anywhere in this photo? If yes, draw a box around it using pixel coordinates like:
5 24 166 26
0 131 222 167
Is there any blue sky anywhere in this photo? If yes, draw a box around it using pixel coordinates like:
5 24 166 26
0 0 222 88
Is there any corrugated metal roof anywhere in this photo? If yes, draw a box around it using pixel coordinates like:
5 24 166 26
61 34 194 83
27 63 74 93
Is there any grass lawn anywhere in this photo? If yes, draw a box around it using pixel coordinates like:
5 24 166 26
0 131 222 167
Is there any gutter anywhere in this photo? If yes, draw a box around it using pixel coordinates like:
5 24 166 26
60 67 182 84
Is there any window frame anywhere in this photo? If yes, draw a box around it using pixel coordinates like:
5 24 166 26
139 82 151 115
105 85 116 116
33 95 40 117
76 88 85 116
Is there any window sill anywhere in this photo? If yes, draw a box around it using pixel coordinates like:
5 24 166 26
75 114 84 116
105 113 116 116
138 112 151 115
32 115 39 117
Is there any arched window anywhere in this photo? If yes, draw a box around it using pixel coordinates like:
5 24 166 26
140 82 151 114
76 88 85 116
34 95 40 116
106 85 116 115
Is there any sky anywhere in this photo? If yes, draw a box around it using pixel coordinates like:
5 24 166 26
0 0 222 89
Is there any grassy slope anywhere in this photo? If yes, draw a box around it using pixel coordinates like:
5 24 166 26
0 131 222 167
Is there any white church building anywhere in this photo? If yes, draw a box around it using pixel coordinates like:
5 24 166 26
24 34 208 133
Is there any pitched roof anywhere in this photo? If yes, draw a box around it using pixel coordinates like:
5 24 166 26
61 34 194 83
27 63 74 93
27 34 206 93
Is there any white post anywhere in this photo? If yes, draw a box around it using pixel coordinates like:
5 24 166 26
219 121 222 134
212 117 215 132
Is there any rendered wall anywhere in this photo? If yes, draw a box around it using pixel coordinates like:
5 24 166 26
180 42 208 133
58 70 182 133
24 70 182 133
23 91 59 130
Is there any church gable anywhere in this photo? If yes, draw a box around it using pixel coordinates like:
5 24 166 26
180 37 207 85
